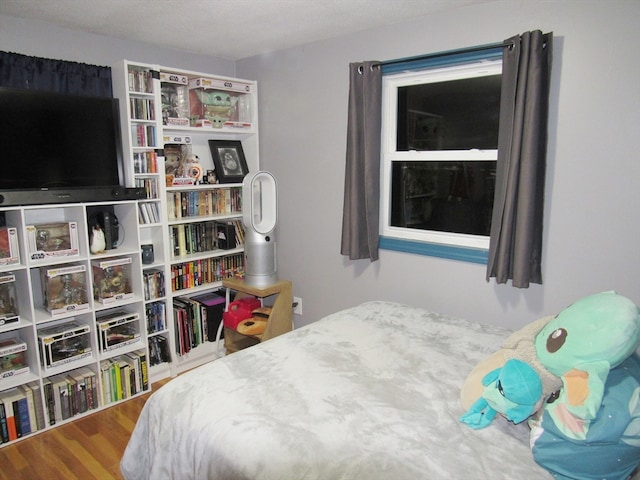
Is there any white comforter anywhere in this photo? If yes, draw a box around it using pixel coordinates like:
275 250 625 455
121 301 551 479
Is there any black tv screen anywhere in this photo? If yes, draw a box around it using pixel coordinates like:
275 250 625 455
0 86 124 194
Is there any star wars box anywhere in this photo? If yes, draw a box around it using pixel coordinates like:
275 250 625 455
0 227 20 266
38 320 92 369
26 222 80 261
0 335 29 381
96 310 141 353
188 77 253 129
160 72 190 126
40 264 90 316
92 257 133 305
0 274 19 326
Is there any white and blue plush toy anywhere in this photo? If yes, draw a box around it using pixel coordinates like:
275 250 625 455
460 358 543 429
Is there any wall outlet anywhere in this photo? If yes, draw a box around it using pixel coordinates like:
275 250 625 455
293 296 303 315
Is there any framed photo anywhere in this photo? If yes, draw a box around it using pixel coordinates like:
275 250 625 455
208 140 249 183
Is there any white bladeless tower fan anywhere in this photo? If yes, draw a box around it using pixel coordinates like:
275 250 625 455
242 171 278 287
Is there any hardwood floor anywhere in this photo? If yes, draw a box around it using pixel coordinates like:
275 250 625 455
0 378 170 480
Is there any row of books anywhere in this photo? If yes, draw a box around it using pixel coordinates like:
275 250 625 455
148 335 170 366
99 350 149 406
143 268 165 301
166 188 242 220
169 220 244 258
135 177 159 200
44 367 98 426
146 300 167 334
138 201 161 224
131 124 157 148
174 297 206 356
130 97 155 121
128 68 154 94
133 151 159 174
173 290 225 356
170 254 244 292
0 382 44 443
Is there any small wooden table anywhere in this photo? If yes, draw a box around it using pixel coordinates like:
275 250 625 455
222 278 293 354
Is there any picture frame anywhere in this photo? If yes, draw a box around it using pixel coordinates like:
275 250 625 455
208 140 249 183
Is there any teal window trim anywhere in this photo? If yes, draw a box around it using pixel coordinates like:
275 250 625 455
381 43 503 75
379 236 489 265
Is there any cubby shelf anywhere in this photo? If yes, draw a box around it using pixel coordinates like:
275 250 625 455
0 201 150 448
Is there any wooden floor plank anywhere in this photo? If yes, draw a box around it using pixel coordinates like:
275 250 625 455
0 378 170 480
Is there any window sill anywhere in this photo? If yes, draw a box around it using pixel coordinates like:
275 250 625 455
379 236 488 264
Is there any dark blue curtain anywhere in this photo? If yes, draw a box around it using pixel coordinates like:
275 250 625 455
0 51 112 97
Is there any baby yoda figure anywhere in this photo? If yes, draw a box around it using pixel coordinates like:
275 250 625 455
194 90 238 128
460 358 543 429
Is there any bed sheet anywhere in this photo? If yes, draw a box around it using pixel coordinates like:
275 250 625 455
121 301 551 480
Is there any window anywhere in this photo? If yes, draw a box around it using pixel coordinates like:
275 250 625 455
380 52 502 262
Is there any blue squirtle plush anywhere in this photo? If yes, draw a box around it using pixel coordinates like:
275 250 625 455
460 358 543 429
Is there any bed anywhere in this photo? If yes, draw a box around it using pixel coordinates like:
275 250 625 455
121 301 552 479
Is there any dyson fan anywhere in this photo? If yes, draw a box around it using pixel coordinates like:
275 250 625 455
242 171 278 287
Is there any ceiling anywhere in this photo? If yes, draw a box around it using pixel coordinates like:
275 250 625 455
1 0 494 60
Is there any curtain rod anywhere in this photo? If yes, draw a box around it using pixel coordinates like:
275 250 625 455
378 41 507 68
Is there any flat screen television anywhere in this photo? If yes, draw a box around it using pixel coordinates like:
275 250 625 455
0 86 136 206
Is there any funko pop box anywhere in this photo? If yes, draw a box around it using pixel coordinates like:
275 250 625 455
0 273 19 325
0 335 28 380
40 264 90 316
92 257 133 304
0 227 20 266
38 320 91 369
26 222 79 261
96 310 141 353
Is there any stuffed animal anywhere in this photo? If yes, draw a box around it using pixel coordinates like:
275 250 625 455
530 353 640 480
534 291 640 434
460 358 543 429
460 315 562 417
459 291 640 480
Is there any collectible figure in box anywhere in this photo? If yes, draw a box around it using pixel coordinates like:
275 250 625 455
92 257 133 304
41 264 89 316
164 140 202 186
38 321 91 368
0 274 19 326
97 310 141 352
0 336 28 380
26 222 79 261
160 72 190 126
0 226 20 266
188 77 253 129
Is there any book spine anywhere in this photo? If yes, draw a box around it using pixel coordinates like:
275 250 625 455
16 397 31 436
0 402 8 443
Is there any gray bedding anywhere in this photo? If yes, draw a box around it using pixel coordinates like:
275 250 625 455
121 301 551 479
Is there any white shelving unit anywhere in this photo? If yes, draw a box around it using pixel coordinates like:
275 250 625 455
0 201 150 447
112 60 260 381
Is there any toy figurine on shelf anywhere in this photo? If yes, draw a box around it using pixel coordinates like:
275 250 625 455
193 89 238 128
183 153 203 183
90 224 107 254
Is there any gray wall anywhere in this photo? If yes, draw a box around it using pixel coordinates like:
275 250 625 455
236 0 640 329
2 0 638 331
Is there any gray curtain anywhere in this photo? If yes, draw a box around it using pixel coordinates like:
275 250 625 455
340 61 382 261
486 31 553 288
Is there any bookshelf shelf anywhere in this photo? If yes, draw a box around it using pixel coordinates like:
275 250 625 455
112 60 260 382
